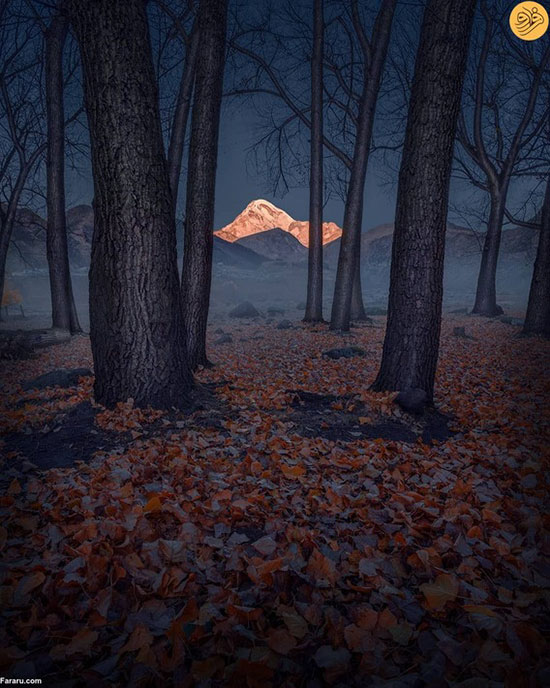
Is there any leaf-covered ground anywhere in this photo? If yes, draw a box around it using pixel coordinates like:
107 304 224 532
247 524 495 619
0 316 548 687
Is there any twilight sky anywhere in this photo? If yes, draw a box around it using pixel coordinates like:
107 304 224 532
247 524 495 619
62 0 542 236
213 108 397 230
65 104 398 233
63 0 401 234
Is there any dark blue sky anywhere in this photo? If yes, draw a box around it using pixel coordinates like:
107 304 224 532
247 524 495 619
66 104 398 232
214 108 397 230
63 0 400 233
63 0 543 236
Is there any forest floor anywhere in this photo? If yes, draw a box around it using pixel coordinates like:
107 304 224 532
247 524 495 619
0 315 548 687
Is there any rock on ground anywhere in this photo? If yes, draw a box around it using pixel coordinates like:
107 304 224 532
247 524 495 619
22 368 92 391
499 316 524 326
452 326 475 340
276 320 293 330
395 388 428 415
322 346 366 360
214 333 233 344
229 302 260 318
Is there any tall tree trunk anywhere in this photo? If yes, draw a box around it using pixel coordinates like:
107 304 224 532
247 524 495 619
181 0 227 369
350 257 367 321
304 0 324 323
45 14 81 334
471 184 508 316
462 30 550 319
372 0 476 402
0 152 44 317
167 19 200 215
0 215 16 320
523 178 550 337
330 0 396 331
66 0 193 409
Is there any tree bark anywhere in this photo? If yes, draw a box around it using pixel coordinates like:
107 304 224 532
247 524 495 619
330 0 396 331
0 206 20 320
372 0 476 402
0 149 44 317
350 257 367 321
304 0 324 323
45 14 81 333
66 0 193 409
181 0 227 369
471 184 508 316
167 18 200 215
0 211 20 321
523 178 550 337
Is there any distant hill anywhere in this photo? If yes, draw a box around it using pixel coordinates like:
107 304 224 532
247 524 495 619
212 236 266 269
324 221 538 266
176 220 267 270
215 199 342 247
6 204 93 272
4 203 539 277
236 228 308 262
7 205 268 274
7 207 46 271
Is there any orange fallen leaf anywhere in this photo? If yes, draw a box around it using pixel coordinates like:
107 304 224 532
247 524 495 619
378 608 398 629
280 463 306 478
420 573 459 610
267 627 297 655
121 624 154 653
50 629 98 660
14 571 45 604
191 656 225 680
344 624 372 652
144 494 162 513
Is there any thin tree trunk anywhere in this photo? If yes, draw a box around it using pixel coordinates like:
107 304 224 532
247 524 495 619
372 0 476 402
0 152 43 316
167 18 200 215
350 256 367 321
304 0 324 323
330 0 396 331
0 216 16 320
523 178 550 336
66 0 193 409
181 0 227 369
462 20 550 319
45 14 81 333
472 185 508 316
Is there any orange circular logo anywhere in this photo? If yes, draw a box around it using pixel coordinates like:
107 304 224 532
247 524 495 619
509 2 549 40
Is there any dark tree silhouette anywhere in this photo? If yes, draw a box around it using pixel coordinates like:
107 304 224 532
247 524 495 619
158 3 200 214
66 0 193 409
45 12 81 333
456 4 550 317
304 0 324 323
181 0 227 369
0 9 45 315
523 178 550 337
329 0 397 331
372 0 476 402
229 0 397 330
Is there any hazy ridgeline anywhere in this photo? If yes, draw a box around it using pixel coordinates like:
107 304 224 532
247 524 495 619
4 206 536 331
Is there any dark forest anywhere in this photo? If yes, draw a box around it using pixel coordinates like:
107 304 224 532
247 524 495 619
0 0 549 686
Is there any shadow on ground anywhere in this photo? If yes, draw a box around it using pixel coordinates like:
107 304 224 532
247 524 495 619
285 389 453 444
